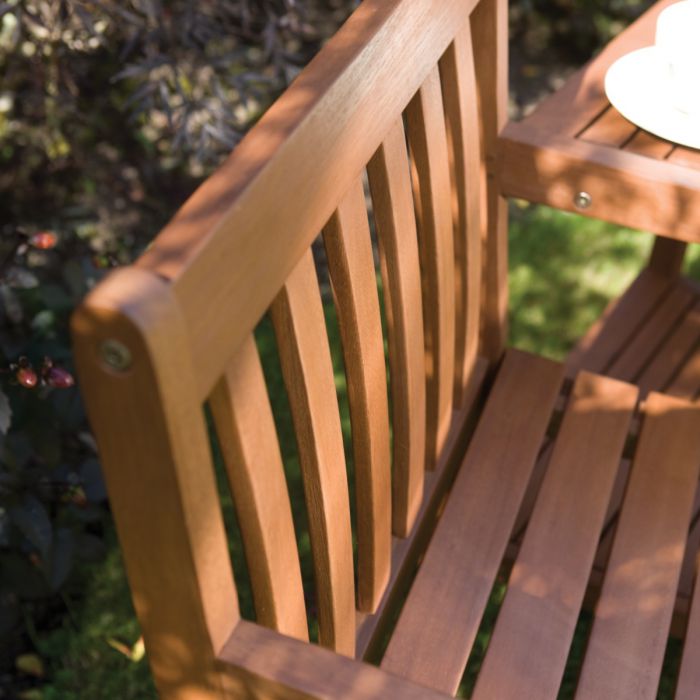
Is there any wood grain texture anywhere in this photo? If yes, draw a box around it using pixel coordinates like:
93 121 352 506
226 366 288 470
579 108 636 148
500 123 700 243
220 621 453 700
133 0 479 399
209 334 308 641
472 0 508 363
648 236 688 278
606 281 695 382
323 177 392 614
636 300 700 399
624 130 674 160
576 392 700 700
270 250 355 655
354 357 488 660
381 350 563 695
473 372 637 700
565 268 673 377
676 543 700 700
405 65 456 469
72 268 238 700
367 119 426 538
439 21 482 406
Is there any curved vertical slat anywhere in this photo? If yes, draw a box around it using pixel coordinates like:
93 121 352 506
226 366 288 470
440 22 482 407
209 334 308 641
269 250 355 656
406 65 456 470
472 0 509 363
323 178 392 614
367 119 426 537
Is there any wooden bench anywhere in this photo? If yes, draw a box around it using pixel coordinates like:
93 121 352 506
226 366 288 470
71 0 700 697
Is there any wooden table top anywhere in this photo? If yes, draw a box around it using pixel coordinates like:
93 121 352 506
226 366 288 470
500 0 700 242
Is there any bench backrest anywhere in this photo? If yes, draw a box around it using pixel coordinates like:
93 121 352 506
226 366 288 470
71 0 508 696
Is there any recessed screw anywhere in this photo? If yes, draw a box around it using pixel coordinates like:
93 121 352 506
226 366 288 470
574 191 593 210
100 339 132 372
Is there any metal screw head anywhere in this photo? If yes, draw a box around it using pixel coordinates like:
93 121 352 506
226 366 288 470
574 191 593 210
100 339 132 372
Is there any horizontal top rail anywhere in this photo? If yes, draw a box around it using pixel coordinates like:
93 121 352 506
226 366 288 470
131 0 476 396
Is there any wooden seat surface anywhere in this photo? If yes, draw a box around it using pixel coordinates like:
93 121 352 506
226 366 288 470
379 348 700 698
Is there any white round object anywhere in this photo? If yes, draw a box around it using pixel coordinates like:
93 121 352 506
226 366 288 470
605 46 700 150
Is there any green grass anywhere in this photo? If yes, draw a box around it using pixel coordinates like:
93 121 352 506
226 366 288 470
34 204 692 698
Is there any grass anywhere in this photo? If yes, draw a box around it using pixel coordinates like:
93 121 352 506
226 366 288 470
33 203 695 698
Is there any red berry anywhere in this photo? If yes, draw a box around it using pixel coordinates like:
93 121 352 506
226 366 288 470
16 366 38 388
46 366 74 388
29 231 58 250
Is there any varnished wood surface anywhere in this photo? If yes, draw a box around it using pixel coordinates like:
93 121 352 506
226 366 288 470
134 0 480 399
440 22 482 404
473 373 637 700
576 392 700 700
381 349 563 694
270 251 356 655
367 120 426 538
210 334 308 640
323 178 392 614
406 65 456 469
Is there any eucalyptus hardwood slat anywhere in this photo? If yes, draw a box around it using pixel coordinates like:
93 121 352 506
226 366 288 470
367 119 426 538
499 124 700 245
134 0 481 400
565 268 674 376
648 237 688 278
636 300 700 399
579 108 637 148
676 542 700 700
472 0 509 363
381 349 563 695
72 268 239 697
623 130 674 160
668 146 700 168
209 334 308 641
439 22 481 406
666 341 700 401
354 357 488 660
607 281 696 382
473 372 637 700
220 621 453 700
269 250 355 656
678 489 700 602
575 393 700 700
511 440 555 542
323 177 392 614
405 65 456 470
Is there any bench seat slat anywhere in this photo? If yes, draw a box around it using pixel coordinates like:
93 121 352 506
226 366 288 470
607 281 696 382
270 250 356 655
209 334 308 641
636 299 700 399
565 268 673 377
380 349 563 694
675 541 700 700
575 392 700 700
472 372 637 700
323 177 392 614
367 120 426 538
405 65 456 469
